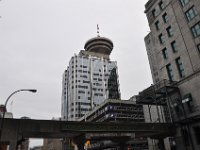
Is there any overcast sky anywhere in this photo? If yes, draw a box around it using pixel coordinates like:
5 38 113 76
0 0 151 146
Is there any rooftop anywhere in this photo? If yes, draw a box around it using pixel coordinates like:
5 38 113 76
84 36 114 55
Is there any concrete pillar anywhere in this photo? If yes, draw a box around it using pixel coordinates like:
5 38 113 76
9 141 17 150
158 138 165 150
118 142 127 150
73 135 85 150
76 142 84 150
113 137 129 150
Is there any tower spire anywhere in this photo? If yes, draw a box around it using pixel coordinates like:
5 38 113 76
97 24 100 37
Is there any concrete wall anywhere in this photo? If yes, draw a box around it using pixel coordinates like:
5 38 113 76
144 0 200 149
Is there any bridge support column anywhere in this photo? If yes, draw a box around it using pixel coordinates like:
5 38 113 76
113 139 128 150
9 140 17 150
158 138 165 150
77 142 85 150
119 142 127 150
73 135 85 150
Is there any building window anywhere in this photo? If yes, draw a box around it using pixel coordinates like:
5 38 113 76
162 13 168 23
197 44 200 53
193 126 200 145
180 0 189 7
78 90 85 94
171 41 178 52
166 26 173 37
159 1 164 10
155 21 160 30
182 93 194 112
166 64 174 81
176 57 185 78
185 6 198 21
152 9 156 17
162 48 168 59
191 22 200 38
158 33 164 44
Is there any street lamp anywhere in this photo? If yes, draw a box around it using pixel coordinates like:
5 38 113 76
4 89 37 109
0 89 37 142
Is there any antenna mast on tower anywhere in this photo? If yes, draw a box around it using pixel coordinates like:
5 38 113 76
97 24 100 37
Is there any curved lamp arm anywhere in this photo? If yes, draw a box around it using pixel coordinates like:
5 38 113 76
4 89 37 107
0 89 36 141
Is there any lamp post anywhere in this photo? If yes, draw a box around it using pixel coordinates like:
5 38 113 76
0 89 37 143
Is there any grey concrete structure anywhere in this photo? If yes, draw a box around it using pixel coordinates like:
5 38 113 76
78 99 148 150
61 36 120 121
42 117 62 150
144 0 200 149
0 118 175 150
43 138 62 150
136 80 180 150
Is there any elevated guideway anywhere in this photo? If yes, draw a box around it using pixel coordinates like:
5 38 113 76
0 118 175 150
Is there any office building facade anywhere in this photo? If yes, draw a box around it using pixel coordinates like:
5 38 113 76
144 0 200 149
61 36 120 121
79 99 148 150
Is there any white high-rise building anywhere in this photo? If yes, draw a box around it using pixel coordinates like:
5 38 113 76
61 36 120 121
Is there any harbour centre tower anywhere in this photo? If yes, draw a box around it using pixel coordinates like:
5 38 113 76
61 35 120 121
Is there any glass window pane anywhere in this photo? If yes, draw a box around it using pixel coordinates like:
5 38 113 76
162 48 168 59
167 26 173 37
159 1 164 10
171 41 177 52
159 34 164 44
197 44 200 53
152 9 156 17
176 57 185 78
162 13 168 23
166 64 174 81
155 21 160 30
180 0 189 7
185 6 197 21
191 22 200 37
